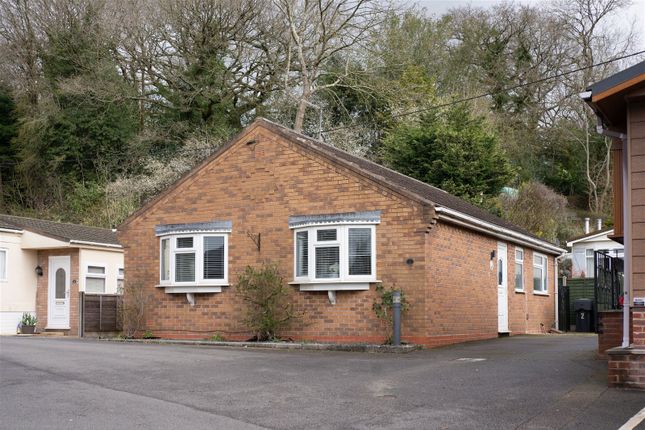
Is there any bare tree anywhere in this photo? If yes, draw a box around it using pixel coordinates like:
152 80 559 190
552 0 638 214
273 0 384 132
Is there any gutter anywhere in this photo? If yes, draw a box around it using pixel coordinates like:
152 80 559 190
0 228 23 234
435 206 566 255
69 240 122 249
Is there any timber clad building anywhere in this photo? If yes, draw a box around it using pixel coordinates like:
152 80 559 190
584 60 645 389
118 118 563 347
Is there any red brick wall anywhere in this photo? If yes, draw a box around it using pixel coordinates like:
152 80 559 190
598 310 634 357
119 123 556 346
507 245 555 335
35 249 80 336
608 349 645 389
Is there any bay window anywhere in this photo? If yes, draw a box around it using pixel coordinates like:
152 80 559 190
159 234 228 286
291 215 378 290
155 221 231 294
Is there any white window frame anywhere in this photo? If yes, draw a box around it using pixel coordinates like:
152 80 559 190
533 253 548 295
0 248 7 282
84 263 107 294
292 224 377 287
116 267 124 294
585 249 595 278
158 233 229 287
514 247 524 292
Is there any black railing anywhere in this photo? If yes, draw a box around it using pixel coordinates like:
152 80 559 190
594 249 624 332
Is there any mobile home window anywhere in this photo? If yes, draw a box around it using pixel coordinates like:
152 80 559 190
85 265 106 294
0 248 6 281
585 249 594 278
533 254 547 294
117 268 124 294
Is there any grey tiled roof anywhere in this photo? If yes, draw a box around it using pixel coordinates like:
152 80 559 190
258 119 547 242
587 60 645 95
0 214 120 246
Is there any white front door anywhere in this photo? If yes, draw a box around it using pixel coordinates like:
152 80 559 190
48 256 71 329
497 242 509 333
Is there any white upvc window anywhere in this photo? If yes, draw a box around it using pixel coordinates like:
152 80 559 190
293 225 376 284
0 248 7 281
585 249 594 278
514 248 524 291
117 268 124 294
85 264 106 294
533 253 548 294
159 233 228 286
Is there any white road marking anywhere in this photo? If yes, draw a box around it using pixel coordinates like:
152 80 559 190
456 358 486 362
618 406 645 430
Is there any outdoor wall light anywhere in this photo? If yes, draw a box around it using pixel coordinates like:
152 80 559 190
490 250 496 260
34 266 43 277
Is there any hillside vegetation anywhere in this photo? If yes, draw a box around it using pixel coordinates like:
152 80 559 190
0 0 641 244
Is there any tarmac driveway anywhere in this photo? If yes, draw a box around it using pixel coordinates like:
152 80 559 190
0 334 643 429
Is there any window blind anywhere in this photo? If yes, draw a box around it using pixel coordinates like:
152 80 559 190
317 229 337 241
296 231 308 277
175 253 196 282
348 228 371 275
203 236 224 279
177 237 193 248
315 247 339 278
86 277 106 293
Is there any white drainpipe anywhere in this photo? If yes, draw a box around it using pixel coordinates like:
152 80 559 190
596 117 630 348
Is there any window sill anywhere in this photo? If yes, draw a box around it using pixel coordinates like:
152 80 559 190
290 280 380 292
533 291 549 296
514 289 525 294
156 284 228 294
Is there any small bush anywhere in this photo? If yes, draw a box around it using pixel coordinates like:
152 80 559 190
118 281 148 338
235 262 298 341
142 330 154 339
210 332 225 342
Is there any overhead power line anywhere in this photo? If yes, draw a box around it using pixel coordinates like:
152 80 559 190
1 49 644 170
321 49 645 134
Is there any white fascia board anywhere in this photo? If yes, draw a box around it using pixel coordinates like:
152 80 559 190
565 229 614 247
0 228 23 234
69 240 122 249
435 206 566 255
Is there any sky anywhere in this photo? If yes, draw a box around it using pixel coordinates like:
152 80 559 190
409 0 645 51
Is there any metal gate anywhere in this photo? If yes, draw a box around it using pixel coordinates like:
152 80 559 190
558 277 569 332
593 249 624 332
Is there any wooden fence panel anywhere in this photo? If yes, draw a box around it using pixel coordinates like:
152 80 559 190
81 293 122 335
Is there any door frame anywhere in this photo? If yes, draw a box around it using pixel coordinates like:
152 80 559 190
47 255 71 329
497 242 509 333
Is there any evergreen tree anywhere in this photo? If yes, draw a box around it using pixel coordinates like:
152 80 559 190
381 105 513 205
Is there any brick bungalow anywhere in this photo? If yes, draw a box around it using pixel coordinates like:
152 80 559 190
118 118 564 347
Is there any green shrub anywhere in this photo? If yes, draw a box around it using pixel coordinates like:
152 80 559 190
210 332 225 342
235 262 298 341
142 330 154 339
